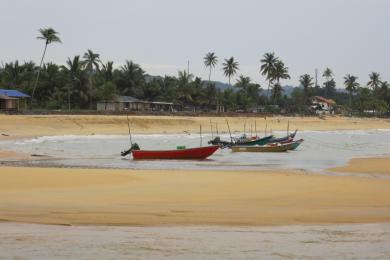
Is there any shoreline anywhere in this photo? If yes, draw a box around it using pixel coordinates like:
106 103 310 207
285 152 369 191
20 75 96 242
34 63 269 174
1 114 390 140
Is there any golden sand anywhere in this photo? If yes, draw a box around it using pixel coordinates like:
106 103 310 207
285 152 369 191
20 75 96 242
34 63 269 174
0 167 389 226
330 157 390 175
1 114 390 140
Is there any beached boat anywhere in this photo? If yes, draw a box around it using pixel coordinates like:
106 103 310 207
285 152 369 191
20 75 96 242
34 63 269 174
132 145 219 160
289 138 304 150
231 140 301 153
268 129 298 143
231 135 274 147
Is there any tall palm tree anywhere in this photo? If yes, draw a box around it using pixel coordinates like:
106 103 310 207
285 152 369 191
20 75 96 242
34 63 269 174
260 52 278 99
367 72 381 91
344 74 359 107
101 61 114 82
62 56 86 110
203 52 218 83
299 74 314 104
31 28 61 102
271 60 290 104
82 49 101 109
222 57 239 86
322 67 333 98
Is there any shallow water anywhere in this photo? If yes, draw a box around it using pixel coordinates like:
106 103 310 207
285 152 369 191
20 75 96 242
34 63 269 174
1 223 389 259
1 130 390 174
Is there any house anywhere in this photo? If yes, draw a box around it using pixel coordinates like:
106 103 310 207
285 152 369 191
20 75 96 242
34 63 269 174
0 89 30 111
97 96 174 112
311 96 336 114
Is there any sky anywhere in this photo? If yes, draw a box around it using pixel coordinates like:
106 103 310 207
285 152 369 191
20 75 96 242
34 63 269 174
1 0 389 88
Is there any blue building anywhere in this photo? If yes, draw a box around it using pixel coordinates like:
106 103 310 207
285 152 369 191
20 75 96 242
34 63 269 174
0 89 30 111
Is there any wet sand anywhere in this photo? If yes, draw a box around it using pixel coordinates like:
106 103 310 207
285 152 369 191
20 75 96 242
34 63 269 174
1 114 390 140
1 222 389 259
1 166 390 226
330 157 390 175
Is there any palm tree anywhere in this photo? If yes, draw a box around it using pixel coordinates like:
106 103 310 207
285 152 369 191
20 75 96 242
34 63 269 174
222 57 239 86
31 28 61 102
260 52 278 99
322 68 333 98
344 74 359 107
119 60 145 97
270 60 290 104
62 56 86 110
235 75 251 91
203 52 218 83
82 49 101 109
101 61 114 82
367 72 381 91
299 74 314 104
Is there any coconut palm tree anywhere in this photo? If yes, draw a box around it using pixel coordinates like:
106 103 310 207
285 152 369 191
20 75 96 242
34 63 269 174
100 61 114 82
222 57 239 86
367 72 381 91
31 28 61 102
299 74 314 104
62 56 86 110
203 52 218 83
322 68 333 98
118 60 145 97
82 49 101 108
260 52 278 99
270 60 290 104
344 74 359 107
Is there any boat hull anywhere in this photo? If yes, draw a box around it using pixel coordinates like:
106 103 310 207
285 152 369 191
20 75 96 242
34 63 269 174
132 145 219 160
231 141 299 153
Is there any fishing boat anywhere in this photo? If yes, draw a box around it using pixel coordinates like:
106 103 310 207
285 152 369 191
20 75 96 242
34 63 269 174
231 140 300 153
131 145 219 160
289 138 304 150
268 129 298 143
231 134 274 147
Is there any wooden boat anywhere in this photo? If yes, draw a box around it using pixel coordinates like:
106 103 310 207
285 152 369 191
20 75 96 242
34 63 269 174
268 129 297 143
231 141 297 153
289 138 304 150
231 135 274 147
132 145 219 160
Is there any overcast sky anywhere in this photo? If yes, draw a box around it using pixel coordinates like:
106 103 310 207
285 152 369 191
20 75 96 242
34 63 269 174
1 0 389 88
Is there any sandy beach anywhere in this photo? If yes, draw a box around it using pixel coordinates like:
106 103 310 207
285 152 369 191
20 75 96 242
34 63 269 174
1 166 390 226
1 114 390 140
1 114 390 227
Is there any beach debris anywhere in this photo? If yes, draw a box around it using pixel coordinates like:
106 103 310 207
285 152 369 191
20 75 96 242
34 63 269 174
1 133 9 136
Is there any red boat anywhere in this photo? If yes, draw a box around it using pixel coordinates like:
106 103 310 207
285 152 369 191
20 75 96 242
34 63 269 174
132 145 219 160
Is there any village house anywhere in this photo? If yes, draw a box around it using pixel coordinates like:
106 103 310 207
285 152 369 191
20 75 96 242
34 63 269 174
97 96 174 112
0 89 30 112
311 96 336 114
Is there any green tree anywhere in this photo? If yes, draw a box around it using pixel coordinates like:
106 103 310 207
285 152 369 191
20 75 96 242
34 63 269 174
203 52 218 83
367 72 381 93
344 74 359 107
322 67 333 98
82 49 101 109
116 60 145 97
222 57 239 86
31 28 61 102
299 74 314 104
260 52 278 100
271 60 290 104
62 56 87 110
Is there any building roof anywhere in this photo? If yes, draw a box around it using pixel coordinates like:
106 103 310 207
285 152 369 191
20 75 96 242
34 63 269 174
313 96 336 105
117 96 140 102
0 89 30 98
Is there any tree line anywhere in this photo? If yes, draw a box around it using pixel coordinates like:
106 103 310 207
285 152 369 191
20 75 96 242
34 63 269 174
0 27 389 115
